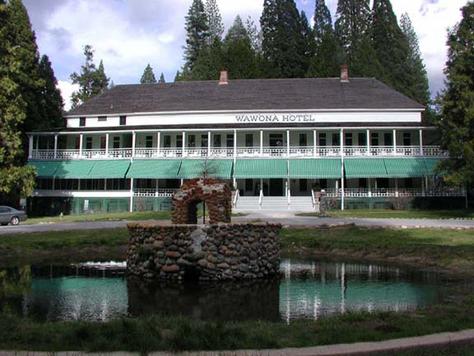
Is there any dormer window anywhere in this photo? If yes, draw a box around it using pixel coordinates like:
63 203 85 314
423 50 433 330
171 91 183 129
120 116 127 126
79 117 86 127
98 116 107 122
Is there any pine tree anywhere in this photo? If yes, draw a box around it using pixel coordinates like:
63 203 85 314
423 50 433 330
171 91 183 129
225 16 248 43
141 64 157 84
38 55 64 129
0 0 36 202
159 73 166 83
437 2 474 186
307 0 341 77
70 45 110 109
191 38 224 80
205 0 224 44
174 71 181 82
372 0 411 94
245 16 262 53
183 0 209 70
400 13 430 106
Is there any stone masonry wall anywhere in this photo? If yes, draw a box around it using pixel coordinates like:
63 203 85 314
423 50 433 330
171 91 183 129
127 223 281 281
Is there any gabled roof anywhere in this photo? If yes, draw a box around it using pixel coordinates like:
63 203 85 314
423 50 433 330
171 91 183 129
66 77 424 117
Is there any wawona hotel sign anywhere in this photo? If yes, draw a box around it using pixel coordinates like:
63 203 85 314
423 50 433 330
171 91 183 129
235 113 317 123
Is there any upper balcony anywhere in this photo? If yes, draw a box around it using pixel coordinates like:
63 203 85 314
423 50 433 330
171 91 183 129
29 145 448 161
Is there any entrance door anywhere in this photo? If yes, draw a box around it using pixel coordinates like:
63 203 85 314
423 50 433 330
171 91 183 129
269 179 284 196
269 134 284 147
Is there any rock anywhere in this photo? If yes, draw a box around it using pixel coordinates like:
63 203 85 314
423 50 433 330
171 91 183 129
162 264 180 273
166 251 181 258
217 262 230 269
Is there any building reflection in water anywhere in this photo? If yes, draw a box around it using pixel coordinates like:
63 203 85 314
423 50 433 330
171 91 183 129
0 259 446 322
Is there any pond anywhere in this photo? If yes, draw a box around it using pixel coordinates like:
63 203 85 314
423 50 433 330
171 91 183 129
0 259 453 323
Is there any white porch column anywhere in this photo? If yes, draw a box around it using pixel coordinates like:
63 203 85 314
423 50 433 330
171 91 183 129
419 129 424 156
395 179 399 197
53 134 58 159
286 130 290 157
260 130 264 155
105 133 110 156
233 129 237 160
208 131 211 155
368 178 372 197
182 131 186 157
129 178 134 212
340 128 345 211
28 135 33 159
157 131 161 155
313 129 317 157
131 131 136 158
366 129 370 155
79 134 84 157
393 129 397 154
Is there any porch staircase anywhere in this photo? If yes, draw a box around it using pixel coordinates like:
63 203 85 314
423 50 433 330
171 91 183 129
234 196 317 212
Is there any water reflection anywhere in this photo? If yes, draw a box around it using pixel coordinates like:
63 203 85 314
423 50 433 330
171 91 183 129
0 259 450 322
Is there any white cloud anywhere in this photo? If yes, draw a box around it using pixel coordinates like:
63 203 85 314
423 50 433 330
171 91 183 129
57 80 79 111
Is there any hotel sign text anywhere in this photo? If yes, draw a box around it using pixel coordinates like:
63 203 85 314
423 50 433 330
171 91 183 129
235 113 317 123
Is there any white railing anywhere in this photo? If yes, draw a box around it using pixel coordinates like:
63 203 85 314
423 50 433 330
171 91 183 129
30 145 448 160
324 187 466 198
134 188 178 197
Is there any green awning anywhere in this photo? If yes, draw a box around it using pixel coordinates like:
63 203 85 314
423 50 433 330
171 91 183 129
54 161 96 179
29 161 60 177
384 158 427 178
234 159 288 179
178 159 233 179
288 159 342 179
345 159 387 178
424 158 443 176
126 160 181 179
88 161 131 179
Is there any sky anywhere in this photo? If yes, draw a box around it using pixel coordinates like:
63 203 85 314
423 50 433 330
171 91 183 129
23 0 468 110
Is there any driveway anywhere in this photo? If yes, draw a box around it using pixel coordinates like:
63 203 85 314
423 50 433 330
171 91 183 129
0 211 474 235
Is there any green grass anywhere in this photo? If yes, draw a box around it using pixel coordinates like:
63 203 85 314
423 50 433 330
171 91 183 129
0 295 473 352
298 209 474 219
25 211 171 225
280 227 474 275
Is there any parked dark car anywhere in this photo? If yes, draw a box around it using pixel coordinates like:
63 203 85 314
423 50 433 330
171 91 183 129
0 206 27 226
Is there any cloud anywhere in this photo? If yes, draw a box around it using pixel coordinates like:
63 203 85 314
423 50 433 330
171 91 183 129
57 80 79 111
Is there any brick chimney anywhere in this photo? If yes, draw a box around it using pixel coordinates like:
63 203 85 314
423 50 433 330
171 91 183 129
219 70 228 85
340 64 349 83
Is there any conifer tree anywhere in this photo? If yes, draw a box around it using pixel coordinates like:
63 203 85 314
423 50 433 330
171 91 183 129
140 64 157 84
174 71 181 82
372 0 411 94
437 2 474 187
205 0 224 44
159 73 166 83
183 0 209 71
225 15 248 42
313 0 332 44
191 38 224 80
70 45 110 109
245 16 262 53
400 13 430 106
38 55 64 129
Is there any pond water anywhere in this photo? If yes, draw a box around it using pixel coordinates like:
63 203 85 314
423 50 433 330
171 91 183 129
0 259 452 323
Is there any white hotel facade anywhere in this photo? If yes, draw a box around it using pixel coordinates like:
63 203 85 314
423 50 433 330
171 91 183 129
27 69 464 215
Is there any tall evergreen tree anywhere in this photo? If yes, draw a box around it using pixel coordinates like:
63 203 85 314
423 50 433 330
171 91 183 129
0 0 35 202
38 55 64 129
140 64 157 84
159 73 166 83
205 0 224 44
190 38 224 80
437 2 474 187
70 45 110 109
372 0 411 94
183 0 209 71
245 16 262 53
400 13 430 106
225 15 248 42
307 0 341 77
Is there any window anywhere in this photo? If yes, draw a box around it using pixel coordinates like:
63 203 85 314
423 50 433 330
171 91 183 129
384 132 392 146
119 116 127 126
145 136 153 148
403 133 411 146
98 116 107 122
245 179 253 192
299 133 307 147
319 133 327 146
79 117 86 127
188 135 196 148
106 179 129 190
358 132 366 146
245 134 253 147
100 136 106 149
164 135 171 148
176 135 182 148
85 137 93 149
0 207 10 213
113 136 120 149
213 134 221 147
345 133 353 146
75 136 81 150
371 133 379 146
201 134 208 148
226 134 234 148
332 133 340 146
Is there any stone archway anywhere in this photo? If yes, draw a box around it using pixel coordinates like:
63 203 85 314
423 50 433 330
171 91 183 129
171 178 232 224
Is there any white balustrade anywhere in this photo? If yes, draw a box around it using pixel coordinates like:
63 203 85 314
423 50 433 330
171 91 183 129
134 188 178 197
322 187 465 198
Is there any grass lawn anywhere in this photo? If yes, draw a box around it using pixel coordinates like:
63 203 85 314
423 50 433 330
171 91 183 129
298 209 474 219
25 211 171 225
0 226 473 351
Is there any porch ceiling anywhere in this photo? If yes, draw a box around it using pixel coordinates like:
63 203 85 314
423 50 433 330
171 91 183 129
289 159 342 179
